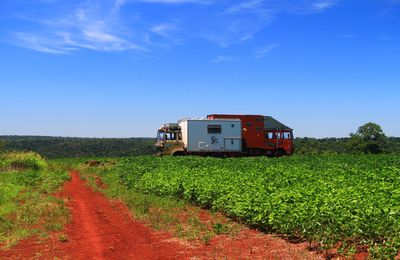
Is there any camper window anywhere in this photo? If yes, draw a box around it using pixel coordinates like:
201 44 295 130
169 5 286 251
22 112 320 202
207 125 222 134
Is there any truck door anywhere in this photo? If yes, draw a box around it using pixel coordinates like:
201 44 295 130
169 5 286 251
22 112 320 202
224 137 241 151
281 131 293 154
275 131 282 149
265 131 276 151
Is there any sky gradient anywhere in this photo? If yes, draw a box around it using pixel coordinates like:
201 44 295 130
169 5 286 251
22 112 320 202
1 0 399 138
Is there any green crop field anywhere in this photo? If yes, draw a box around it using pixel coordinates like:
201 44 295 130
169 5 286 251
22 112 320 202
110 154 400 258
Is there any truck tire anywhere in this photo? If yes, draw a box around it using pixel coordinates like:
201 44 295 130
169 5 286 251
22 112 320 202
274 149 286 157
172 151 186 156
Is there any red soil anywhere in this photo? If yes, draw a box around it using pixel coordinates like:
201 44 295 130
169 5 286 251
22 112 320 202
0 171 186 259
0 171 326 259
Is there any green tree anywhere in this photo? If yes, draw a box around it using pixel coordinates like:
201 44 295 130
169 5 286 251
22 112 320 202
0 140 5 153
348 122 387 154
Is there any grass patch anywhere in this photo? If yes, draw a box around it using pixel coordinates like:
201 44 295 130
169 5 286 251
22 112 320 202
58 233 68 242
0 155 70 248
0 152 47 171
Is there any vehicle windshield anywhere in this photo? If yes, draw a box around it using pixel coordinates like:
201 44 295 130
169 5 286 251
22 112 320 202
157 130 181 141
157 130 165 141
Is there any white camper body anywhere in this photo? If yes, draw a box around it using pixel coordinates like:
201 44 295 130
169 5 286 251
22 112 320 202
178 119 242 153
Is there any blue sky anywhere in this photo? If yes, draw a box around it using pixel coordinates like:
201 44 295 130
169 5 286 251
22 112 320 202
0 0 399 138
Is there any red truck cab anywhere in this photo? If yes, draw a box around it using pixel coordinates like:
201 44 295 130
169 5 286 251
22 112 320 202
207 114 294 156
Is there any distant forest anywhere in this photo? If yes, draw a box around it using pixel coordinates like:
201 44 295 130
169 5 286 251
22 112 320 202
0 136 155 158
294 137 400 154
1 135 399 158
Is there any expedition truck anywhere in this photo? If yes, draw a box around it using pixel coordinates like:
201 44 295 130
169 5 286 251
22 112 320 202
155 115 294 157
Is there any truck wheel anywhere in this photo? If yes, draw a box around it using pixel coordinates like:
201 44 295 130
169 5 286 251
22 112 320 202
266 150 274 157
172 151 185 156
217 153 228 158
274 149 286 157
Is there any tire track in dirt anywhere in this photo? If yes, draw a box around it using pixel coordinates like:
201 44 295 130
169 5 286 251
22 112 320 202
64 171 106 259
58 170 185 260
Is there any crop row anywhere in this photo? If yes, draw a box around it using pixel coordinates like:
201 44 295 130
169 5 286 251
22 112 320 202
115 155 400 257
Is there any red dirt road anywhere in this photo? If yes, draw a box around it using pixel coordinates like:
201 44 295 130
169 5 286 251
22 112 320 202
0 171 186 259
1 171 323 259
57 170 186 259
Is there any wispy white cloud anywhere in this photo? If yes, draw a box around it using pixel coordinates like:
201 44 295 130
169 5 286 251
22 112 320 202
204 19 272 47
13 4 147 54
6 0 340 55
148 22 184 45
312 0 337 11
112 0 213 8
255 43 279 58
15 32 70 54
139 0 214 4
113 0 128 12
150 23 177 37
15 29 144 54
276 0 338 15
212 55 232 63
226 0 265 14
203 1 273 47
203 0 338 47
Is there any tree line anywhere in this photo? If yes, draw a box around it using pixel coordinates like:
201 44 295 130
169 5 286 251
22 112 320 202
0 136 155 158
1 123 398 158
295 123 400 154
